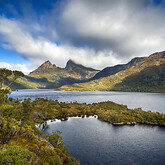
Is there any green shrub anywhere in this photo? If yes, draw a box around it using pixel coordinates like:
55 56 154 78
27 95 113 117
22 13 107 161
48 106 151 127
0 145 33 165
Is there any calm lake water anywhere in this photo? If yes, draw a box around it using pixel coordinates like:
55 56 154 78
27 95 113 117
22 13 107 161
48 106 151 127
44 117 165 165
9 89 165 165
10 89 165 113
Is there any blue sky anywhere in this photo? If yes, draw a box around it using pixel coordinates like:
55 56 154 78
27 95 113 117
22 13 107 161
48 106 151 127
0 0 165 73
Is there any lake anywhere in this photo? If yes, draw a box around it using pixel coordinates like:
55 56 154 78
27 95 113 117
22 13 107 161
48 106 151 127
10 89 165 165
10 89 165 113
44 117 165 165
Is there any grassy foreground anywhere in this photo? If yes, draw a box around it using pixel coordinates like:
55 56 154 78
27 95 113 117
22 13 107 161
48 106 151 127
1 95 165 164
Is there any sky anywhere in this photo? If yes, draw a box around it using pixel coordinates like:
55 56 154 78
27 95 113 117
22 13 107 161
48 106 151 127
0 0 165 74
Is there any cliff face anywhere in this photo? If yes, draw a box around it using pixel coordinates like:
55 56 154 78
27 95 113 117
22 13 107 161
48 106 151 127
65 59 99 79
65 59 98 71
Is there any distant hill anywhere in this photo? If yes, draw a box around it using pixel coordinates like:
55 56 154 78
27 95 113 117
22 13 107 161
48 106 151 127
113 63 165 92
90 57 146 80
58 51 165 92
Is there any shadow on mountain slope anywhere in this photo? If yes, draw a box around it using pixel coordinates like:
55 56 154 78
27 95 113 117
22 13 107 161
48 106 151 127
112 64 165 92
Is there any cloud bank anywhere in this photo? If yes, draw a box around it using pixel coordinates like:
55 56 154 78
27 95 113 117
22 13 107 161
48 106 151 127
0 0 165 73
61 0 165 58
0 62 31 74
0 16 119 73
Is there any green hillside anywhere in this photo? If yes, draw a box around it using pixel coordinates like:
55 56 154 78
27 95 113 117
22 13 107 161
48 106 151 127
10 76 49 89
113 64 165 92
58 51 165 92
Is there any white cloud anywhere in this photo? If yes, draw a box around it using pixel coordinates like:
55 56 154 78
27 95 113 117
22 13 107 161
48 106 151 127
0 62 12 68
0 17 121 72
0 62 31 74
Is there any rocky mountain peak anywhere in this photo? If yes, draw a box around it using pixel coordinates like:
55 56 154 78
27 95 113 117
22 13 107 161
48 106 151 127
65 59 77 70
38 60 56 69
29 60 56 74
65 59 98 72
65 59 99 79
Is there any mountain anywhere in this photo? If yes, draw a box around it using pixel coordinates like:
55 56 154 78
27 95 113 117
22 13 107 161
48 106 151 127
90 57 146 80
65 59 99 79
113 63 165 92
11 60 99 89
30 60 56 74
58 51 165 92
29 60 70 83
29 59 99 82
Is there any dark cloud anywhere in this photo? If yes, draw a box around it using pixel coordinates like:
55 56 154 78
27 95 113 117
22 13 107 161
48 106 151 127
59 0 165 59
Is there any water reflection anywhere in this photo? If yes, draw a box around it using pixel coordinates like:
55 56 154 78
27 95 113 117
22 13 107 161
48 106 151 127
44 117 165 165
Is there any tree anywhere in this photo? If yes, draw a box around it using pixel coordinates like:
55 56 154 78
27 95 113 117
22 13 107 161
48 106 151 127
0 69 24 89
0 69 12 89
8 70 24 87
48 131 64 149
0 145 33 165
0 69 24 99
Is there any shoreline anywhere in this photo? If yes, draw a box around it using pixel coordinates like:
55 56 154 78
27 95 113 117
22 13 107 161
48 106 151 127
11 88 165 94
37 115 165 131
